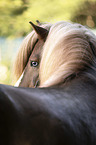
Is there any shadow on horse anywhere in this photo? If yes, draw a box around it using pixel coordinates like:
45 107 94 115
0 21 96 145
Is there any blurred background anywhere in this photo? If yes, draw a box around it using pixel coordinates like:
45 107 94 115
0 0 96 85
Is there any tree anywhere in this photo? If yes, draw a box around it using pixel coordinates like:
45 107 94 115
71 0 96 28
0 0 96 37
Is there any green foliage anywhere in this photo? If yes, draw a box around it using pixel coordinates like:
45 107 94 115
0 0 85 37
71 0 96 28
0 60 12 85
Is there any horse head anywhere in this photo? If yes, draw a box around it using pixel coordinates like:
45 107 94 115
14 21 51 87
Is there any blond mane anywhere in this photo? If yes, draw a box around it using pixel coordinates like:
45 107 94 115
39 21 96 87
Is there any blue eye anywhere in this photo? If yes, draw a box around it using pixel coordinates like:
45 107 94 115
30 61 38 67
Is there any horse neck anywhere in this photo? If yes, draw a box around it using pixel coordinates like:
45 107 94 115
84 60 96 82
49 61 96 88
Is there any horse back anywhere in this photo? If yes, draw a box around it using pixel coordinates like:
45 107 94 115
0 76 96 145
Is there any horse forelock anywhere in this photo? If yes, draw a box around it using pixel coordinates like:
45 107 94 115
13 30 37 81
39 21 96 87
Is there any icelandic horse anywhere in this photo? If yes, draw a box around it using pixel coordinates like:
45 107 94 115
0 21 96 145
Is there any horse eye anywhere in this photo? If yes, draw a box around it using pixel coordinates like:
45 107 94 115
30 61 38 67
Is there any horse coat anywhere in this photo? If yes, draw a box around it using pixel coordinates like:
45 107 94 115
0 72 96 145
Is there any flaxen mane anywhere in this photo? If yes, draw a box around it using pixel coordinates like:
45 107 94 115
39 21 96 87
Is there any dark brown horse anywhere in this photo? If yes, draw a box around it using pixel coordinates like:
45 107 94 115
1 69 96 145
13 21 96 88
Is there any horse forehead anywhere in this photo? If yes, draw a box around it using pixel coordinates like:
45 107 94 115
32 39 44 55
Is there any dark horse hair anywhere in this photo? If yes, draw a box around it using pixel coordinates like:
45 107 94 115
1 21 96 145
1 73 96 145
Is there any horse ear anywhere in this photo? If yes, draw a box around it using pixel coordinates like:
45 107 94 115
36 20 41 25
29 21 48 41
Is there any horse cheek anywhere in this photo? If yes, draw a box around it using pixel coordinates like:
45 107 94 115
30 68 39 88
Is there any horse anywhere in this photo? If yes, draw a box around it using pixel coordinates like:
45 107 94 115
13 20 96 88
1 20 96 144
